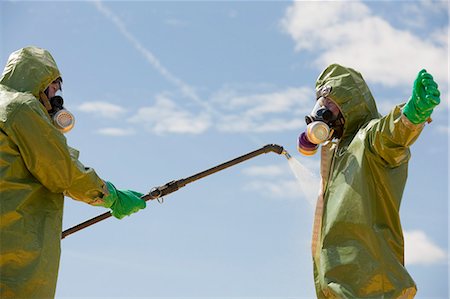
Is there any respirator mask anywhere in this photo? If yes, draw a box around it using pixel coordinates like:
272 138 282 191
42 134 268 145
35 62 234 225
297 97 344 156
42 79 75 133
48 92 75 133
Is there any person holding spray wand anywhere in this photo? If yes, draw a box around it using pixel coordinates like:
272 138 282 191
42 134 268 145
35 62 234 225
297 64 441 298
0 46 146 298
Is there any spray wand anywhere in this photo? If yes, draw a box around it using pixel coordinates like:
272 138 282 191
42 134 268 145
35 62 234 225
62 144 289 239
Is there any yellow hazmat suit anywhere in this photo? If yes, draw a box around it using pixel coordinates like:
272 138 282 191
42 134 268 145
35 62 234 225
0 47 107 297
312 64 423 298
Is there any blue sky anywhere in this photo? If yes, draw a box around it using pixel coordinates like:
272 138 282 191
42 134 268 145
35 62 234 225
1 1 449 298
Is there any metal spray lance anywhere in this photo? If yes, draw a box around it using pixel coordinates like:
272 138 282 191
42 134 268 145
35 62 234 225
62 144 291 239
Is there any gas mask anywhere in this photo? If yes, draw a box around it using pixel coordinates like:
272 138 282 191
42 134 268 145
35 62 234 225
297 97 344 156
41 79 75 133
48 92 75 133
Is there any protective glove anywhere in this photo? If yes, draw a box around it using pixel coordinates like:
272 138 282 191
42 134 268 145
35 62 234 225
103 181 146 219
403 69 441 124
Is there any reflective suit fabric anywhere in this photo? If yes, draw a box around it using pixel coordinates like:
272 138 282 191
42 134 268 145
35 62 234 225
312 64 422 298
0 47 106 298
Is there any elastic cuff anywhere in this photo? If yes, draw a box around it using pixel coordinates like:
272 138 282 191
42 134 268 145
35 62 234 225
94 181 116 208
400 113 425 130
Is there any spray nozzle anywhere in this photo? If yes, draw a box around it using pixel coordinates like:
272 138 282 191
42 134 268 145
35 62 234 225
282 150 292 159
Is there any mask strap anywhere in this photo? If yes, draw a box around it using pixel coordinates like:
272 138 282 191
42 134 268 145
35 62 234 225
332 117 345 127
39 91 53 111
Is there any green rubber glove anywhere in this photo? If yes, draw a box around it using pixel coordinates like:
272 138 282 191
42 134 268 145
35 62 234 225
103 181 146 219
403 69 441 124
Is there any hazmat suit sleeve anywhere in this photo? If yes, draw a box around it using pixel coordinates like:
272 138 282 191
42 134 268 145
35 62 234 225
367 105 423 167
5 97 106 205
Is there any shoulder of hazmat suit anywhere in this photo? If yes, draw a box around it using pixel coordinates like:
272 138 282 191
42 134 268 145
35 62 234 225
0 46 107 298
311 64 424 299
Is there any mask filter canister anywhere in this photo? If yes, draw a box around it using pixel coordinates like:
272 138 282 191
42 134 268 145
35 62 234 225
306 121 331 144
49 95 75 133
297 122 331 156
297 132 319 156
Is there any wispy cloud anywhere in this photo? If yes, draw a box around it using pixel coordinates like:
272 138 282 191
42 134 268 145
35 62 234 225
92 1 326 137
77 86 312 136
128 94 211 135
213 86 311 115
122 86 313 135
406 0 449 16
244 179 305 200
78 101 126 119
92 1 216 116
214 86 313 133
404 230 447 265
95 127 135 136
397 0 450 34
280 1 448 89
93 1 300 134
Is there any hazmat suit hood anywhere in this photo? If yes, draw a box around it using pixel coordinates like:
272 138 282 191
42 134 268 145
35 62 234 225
0 46 61 99
315 64 380 141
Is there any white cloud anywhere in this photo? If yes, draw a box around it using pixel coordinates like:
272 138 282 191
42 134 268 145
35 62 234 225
244 179 304 200
215 87 312 115
217 115 304 133
78 101 126 118
129 94 211 135
404 230 447 265
252 118 305 133
96 127 135 136
280 1 448 89
214 86 314 133
78 86 313 136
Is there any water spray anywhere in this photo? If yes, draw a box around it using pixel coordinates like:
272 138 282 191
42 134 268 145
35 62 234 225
62 144 290 239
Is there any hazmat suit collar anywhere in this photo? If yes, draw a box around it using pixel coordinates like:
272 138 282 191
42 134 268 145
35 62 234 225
315 64 380 141
0 46 61 99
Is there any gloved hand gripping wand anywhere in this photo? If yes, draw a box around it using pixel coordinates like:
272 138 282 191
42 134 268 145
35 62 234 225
62 144 288 239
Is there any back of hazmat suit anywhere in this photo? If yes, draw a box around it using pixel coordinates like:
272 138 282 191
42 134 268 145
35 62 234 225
0 46 145 298
304 64 441 298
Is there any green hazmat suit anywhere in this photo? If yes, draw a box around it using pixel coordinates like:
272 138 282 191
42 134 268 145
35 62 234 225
0 47 107 298
311 64 423 298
